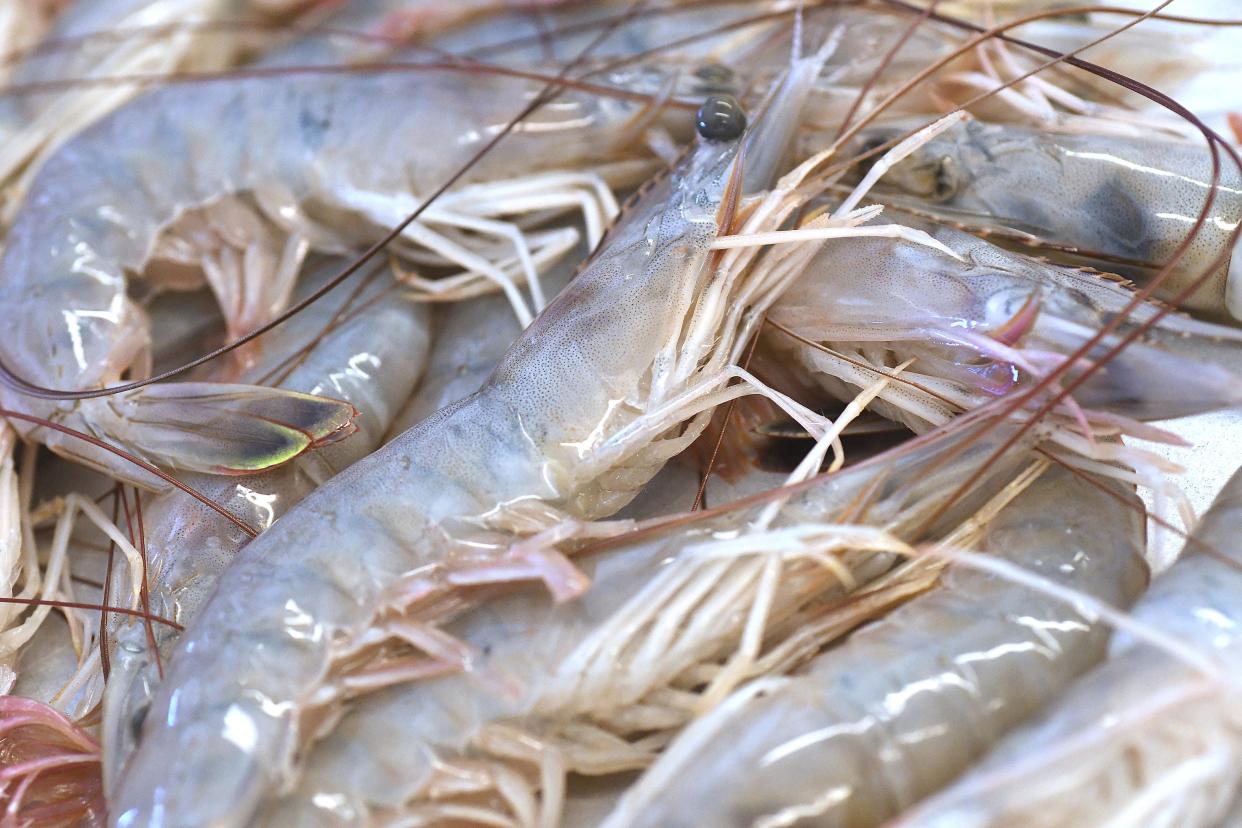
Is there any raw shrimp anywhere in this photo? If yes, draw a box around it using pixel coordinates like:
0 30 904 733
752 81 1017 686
0 44 705 482
256 403 1047 827
853 117 1242 319
764 219 1242 433
601 459 1148 828
896 464 1242 828
98 256 432 794
110 47 833 827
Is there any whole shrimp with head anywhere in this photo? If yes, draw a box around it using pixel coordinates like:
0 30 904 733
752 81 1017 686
0 19 737 484
111 43 838 828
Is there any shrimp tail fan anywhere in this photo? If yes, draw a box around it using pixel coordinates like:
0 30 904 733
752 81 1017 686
78 383 358 477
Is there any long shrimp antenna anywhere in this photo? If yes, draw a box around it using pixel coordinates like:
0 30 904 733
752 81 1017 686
0 597 181 631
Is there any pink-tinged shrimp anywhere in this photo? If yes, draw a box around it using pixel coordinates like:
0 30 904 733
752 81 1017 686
601 459 1148 828
0 696 104 827
896 464 1242 828
854 117 1242 320
97 256 432 796
764 219 1242 434
110 45 834 827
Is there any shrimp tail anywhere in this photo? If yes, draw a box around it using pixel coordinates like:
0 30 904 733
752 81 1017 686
76 383 358 477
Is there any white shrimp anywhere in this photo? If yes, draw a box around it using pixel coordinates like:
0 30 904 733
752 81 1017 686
601 458 1149 828
97 255 433 795
108 44 849 827
895 464 1242 828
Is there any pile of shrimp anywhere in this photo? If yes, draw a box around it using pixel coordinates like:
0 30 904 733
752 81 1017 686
0 0 1239 826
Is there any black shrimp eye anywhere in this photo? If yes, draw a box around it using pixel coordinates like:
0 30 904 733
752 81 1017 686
696 95 747 142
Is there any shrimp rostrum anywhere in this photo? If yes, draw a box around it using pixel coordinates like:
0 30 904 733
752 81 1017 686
111 43 842 826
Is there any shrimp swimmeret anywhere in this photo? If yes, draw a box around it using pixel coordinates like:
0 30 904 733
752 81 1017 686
110 45 848 827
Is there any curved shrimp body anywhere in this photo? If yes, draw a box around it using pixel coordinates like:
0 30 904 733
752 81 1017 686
601 461 1148 828
98 258 431 795
856 118 1242 320
255 406 1046 826
766 221 1242 431
111 52 828 827
0 59 688 482
898 467 1242 828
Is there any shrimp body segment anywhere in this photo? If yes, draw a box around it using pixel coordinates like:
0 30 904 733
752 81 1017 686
602 462 1149 828
99 258 432 795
